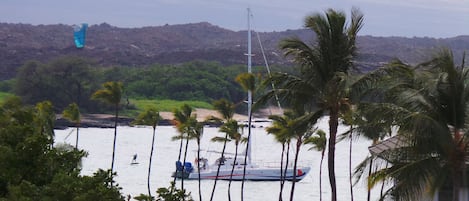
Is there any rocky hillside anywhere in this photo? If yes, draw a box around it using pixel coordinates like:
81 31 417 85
1 22 469 80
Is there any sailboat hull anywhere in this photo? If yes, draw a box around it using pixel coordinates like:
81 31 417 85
173 166 310 182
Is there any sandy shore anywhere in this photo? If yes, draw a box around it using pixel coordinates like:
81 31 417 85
159 106 283 121
56 107 283 129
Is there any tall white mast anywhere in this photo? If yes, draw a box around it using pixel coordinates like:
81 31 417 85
246 7 253 165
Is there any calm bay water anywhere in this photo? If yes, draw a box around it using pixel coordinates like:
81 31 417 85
55 118 386 201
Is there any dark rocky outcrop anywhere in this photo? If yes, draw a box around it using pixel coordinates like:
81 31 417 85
2 22 469 80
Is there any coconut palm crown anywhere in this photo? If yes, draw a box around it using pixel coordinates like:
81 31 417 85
366 49 469 201
260 8 363 201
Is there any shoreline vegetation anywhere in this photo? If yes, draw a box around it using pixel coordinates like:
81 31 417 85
0 92 279 129
55 107 283 129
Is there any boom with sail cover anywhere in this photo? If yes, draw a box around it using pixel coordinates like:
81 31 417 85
73 23 88 48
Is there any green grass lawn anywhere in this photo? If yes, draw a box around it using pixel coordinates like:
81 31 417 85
123 99 213 117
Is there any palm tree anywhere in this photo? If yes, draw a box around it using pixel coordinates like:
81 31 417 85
212 98 235 121
208 98 236 201
304 129 327 201
366 49 469 201
340 108 358 201
171 104 194 191
62 103 81 149
179 115 204 201
285 110 319 201
262 8 363 201
132 107 162 199
224 120 244 201
185 116 204 201
235 72 256 201
91 81 123 183
266 109 320 201
266 114 292 201
210 119 244 201
349 105 393 201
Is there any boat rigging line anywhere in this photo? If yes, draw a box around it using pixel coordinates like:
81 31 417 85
249 11 283 116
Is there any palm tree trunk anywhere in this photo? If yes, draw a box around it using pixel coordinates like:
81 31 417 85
278 143 285 201
453 170 462 201
147 128 156 198
349 128 354 201
367 157 373 201
241 113 253 201
452 129 466 201
75 126 80 149
210 134 228 201
289 139 301 201
328 110 339 201
181 136 190 191
283 142 291 193
228 144 239 201
110 104 119 187
380 161 388 198
461 163 468 201
277 142 291 201
173 136 184 185
197 140 202 201
319 150 325 201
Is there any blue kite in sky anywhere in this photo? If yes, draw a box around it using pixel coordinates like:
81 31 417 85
73 23 88 48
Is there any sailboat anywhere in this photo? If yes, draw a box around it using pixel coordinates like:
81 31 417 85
172 9 311 182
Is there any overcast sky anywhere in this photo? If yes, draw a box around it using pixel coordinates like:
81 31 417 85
2 0 469 38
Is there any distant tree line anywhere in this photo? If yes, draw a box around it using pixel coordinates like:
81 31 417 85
3 57 292 113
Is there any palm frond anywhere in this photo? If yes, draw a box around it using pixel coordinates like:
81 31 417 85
213 98 235 120
91 81 123 105
62 102 80 123
235 73 256 92
133 107 161 128
211 136 231 143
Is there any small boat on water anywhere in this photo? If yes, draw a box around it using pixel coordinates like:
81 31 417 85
171 8 310 182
